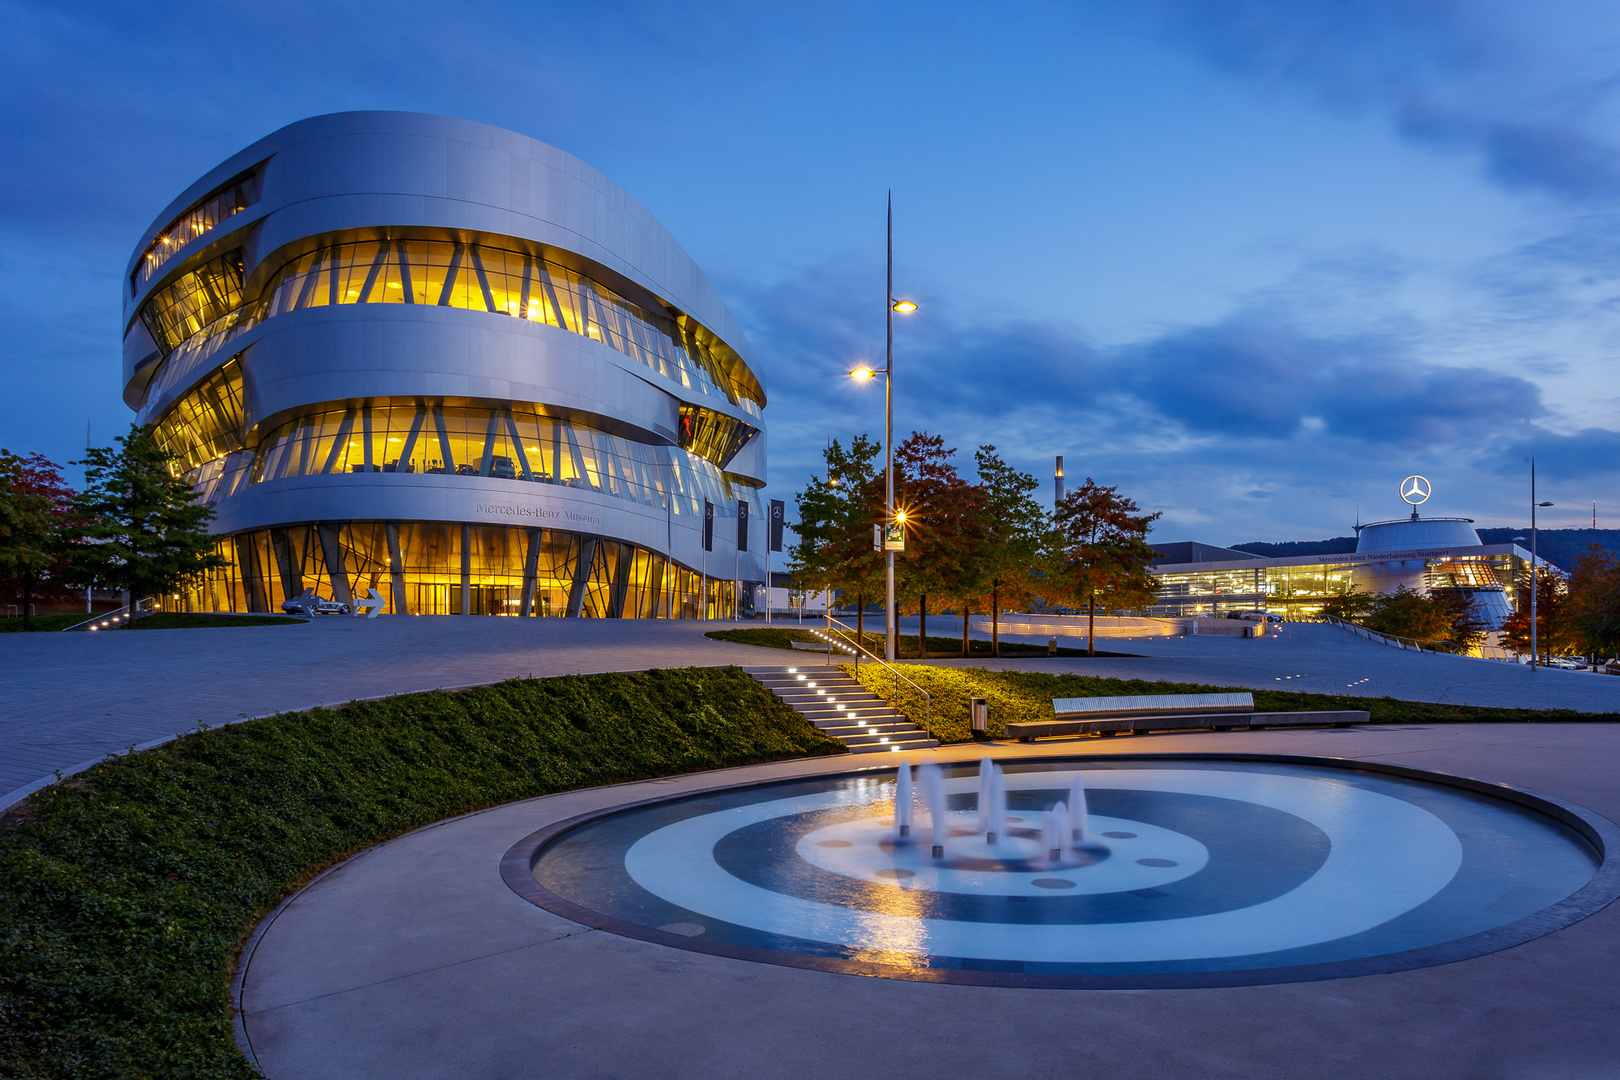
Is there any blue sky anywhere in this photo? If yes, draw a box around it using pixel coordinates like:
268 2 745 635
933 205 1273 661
2 0 1617 542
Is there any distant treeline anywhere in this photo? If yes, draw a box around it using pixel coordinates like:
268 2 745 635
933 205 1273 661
1230 528 1620 573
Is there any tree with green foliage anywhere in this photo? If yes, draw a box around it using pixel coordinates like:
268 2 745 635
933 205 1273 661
1361 586 1487 649
1320 585 1378 623
1570 545 1620 659
72 424 229 626
1324 585 1487 650
789 434 885 643
892 432 989 658
958 446 1046 657
1047 478 1161 656
0 450 80 630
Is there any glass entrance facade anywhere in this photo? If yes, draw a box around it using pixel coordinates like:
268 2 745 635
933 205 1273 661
173 521 739 619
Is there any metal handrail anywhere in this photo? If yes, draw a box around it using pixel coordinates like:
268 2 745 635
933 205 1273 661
62 596 156 632
1310 614 1466 654
823 616 932 740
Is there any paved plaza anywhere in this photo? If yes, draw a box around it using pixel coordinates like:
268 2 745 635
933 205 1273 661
3 616 1617 809
238 724 1620 1080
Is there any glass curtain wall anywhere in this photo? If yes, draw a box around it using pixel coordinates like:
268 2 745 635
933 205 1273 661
135 172 258 289
256 237 755 407
152 356 245 472
140 250 246 353
173 523 738 620
248 400 764 522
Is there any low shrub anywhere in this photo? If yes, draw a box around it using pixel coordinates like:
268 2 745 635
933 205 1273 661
847 664 1620 743
0 667 841 1079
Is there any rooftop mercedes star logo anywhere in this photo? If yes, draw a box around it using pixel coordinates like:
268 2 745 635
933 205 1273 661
1400 475 1432 505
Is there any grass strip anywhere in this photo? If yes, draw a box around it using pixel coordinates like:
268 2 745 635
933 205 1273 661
846 664 1620 744
706 626 1134 659
0 667 842 1079
704 627 822 650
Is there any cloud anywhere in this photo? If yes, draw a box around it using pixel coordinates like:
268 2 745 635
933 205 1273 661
735 254 1603 540
1491 427 1620 479
1115 0 1620 203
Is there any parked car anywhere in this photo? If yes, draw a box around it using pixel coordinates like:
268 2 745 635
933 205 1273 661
1224 611 1282 622
281 594 351 616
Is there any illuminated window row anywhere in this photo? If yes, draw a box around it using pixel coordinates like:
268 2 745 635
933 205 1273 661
136 232 764 414
678 404 757 468
242 400 763 521
140 251 245 354
151 357 245 472
134 170 258 291
255 238 752 406
171 523 743 619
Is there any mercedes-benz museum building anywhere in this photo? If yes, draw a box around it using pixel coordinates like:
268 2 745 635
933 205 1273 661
123 112 766 618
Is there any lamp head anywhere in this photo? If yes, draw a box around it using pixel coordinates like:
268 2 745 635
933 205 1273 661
1538 501 1554 507
848 365 876 381
891 299 917 314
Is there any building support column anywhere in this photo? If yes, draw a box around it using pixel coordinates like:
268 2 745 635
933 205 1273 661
272 529 301 602
317 524 353 607
520 528 541 616
386 523 407 615
567 537 598 617
610 543 632 618
460 524 471 616
236 534 266 613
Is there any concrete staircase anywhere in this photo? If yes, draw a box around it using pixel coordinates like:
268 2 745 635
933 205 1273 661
746 665 939 754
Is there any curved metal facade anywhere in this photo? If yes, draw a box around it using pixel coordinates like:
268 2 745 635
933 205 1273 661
124 112 767 618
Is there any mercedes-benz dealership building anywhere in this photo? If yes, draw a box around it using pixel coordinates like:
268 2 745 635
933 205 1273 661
1148 515 1538 628
124 112 766 618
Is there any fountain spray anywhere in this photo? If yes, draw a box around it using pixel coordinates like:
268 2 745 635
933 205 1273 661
986 763 1007 845
1045 803 1065 862
1069 774 1089 844
919 762 948 858
976 758 994 834
894 762 913 839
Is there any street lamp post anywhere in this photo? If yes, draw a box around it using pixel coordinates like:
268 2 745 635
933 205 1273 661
848 193 916 662
1530 457 1554 669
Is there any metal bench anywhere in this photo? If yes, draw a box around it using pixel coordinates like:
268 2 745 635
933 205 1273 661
1005 692 1370 742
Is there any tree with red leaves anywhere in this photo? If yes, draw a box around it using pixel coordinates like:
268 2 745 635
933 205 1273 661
0 449 80 630
1048 478 1161 656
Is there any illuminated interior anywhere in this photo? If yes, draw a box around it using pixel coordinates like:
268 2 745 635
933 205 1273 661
140 250 246 354
133 171 258 290
243 400 762 520
172 522 738 619
136 231 764 412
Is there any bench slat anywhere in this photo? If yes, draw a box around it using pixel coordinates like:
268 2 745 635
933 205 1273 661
1051 692 1254 715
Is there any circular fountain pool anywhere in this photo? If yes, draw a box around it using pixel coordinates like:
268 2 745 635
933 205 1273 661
503 756 1619 988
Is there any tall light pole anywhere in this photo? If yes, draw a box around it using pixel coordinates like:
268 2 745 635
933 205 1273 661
1529 457 1554 669
848 192 916 661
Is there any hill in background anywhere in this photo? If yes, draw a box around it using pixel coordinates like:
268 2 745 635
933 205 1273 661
1230 529 1620 573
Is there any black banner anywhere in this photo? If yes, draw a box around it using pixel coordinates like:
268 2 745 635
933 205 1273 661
703 500 714 551
736 501 749 552
769 499 785 552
